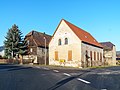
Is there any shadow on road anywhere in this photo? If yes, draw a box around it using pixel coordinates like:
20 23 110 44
7 67 32 71
0 64 32 72
47 69 110 90
47 70 92 90
47 75 80 90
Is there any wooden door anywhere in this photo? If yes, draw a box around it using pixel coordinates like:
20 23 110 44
68 50 72 61
55 51 58 60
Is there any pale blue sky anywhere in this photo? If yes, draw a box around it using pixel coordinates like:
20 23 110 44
0 0 120 50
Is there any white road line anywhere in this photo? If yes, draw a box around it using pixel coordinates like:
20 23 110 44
43 67 49 70
63 73 71 76
53 70 59 72
77 78 91 84
101 89 107 90
35 66 40 68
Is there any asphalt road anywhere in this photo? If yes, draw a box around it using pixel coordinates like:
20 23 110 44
0 64 120 90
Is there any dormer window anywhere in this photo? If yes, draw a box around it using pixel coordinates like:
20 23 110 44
58 39 62 45
65 38 68 45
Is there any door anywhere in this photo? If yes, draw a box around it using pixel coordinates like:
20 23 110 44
68 50 72 61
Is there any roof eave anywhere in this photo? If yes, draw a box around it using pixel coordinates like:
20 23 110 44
82 41 103 49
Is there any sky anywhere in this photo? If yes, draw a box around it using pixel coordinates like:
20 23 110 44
0 0 120 50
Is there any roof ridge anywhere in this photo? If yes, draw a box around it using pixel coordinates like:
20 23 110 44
63 19 89 34
26 30 51 37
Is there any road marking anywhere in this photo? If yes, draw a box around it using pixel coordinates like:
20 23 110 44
101 89 107 90
35 66 40 68
43 67 49 70
63 73 71 76
53 70 59 72
77 78 91 84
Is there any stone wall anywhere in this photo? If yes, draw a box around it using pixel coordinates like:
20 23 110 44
0 59 7 63
81 42 104 67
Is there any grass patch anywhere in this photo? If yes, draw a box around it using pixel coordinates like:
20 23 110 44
23 63 118 70
87 65 116 69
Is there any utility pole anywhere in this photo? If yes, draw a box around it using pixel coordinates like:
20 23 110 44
44 37 46 65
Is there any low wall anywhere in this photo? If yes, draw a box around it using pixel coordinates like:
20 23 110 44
0 59 7 63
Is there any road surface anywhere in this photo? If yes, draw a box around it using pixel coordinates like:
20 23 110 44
0 64 120 90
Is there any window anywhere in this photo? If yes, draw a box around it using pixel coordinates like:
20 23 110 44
55 51 58 60
65 38 68 45
85 50 89 59
58 39 62 45
68 50 72 61
97 52 99 60
90 51 93 66
86 50 88 55
94 52 96 60
100 53 102 62
90 51 92 60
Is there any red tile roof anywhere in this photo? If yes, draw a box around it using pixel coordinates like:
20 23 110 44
63 19 103 48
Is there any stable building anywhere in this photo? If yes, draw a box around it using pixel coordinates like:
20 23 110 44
24 31 51 64
49 19 104 68
100 42 116 66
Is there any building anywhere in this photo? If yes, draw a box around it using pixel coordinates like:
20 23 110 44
100 42 116 66
24 31 52 64
116 51 120 65
49 19 103 68
0 46 4 57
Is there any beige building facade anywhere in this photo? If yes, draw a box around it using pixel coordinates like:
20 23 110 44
49 19 103 68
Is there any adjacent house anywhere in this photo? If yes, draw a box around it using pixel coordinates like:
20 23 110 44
0 46 4 57
116 51 120 65
24 31 52 64
100 42 116 66
49 19 104 68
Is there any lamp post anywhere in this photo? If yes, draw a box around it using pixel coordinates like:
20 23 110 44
44 37 46 65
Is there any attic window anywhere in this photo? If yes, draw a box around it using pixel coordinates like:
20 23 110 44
58 39 62 45
65 38 68 45
85 36 87 38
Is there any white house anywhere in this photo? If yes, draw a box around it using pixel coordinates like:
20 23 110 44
49 19 103 68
